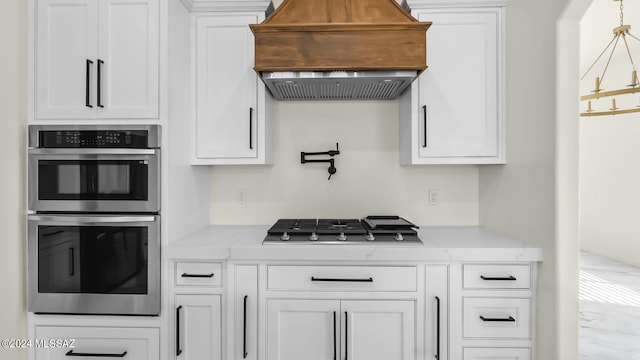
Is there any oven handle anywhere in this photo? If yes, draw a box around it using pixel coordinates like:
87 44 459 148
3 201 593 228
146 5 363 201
28 148 158 155
28 215 157 223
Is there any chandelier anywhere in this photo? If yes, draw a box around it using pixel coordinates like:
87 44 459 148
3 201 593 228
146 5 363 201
580 0 640 116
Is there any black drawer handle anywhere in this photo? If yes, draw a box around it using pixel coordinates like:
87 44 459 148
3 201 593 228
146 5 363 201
66 350 127 357
310 277 373 283
97 59 104 108
435 296 440 360
176 305 183 356
85 59 93 108
480 275 517 281
243 295 248 359
479 315 516 322
181 273 214 278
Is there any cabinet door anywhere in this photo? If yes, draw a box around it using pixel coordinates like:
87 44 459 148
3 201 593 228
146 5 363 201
426 265 449 360
342 300 415 360
266 299 340 360
235 265 258 360
35 0 98 119
34 326 159 360
418 10 499 159
400 8 504 164
195 15 260 162
97 0 159 119
175 294 222 360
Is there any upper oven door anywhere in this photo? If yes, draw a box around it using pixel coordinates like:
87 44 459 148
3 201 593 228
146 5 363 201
28 149 160 212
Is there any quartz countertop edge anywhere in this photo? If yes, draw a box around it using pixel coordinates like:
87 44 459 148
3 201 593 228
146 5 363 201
166 225 543 262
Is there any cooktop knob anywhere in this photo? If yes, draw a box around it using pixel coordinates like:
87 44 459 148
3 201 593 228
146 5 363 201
281 232 291 241
309 232 319 241
365 232 375 241
337 232 347 241
394 233 405 241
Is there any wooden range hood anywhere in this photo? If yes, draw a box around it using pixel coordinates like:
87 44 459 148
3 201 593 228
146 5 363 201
249 0 431 100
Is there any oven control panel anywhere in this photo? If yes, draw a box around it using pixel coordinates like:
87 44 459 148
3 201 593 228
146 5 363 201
39 130 149 148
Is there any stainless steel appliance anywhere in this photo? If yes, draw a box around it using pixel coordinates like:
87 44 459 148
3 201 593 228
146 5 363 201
262 216 423 245
28 214 160 315
28 125 160 213
27 125 161 315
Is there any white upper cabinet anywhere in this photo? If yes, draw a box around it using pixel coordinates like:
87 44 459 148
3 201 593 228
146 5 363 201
96 0 159 119
193 14 272 165
35 0 97 119
400 3 506 164
35 0 159 120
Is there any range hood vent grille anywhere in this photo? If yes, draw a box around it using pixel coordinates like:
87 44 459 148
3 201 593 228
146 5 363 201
250 0 431 101
263 71 416 101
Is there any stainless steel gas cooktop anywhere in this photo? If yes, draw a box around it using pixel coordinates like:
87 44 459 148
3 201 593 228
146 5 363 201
262 216 423 245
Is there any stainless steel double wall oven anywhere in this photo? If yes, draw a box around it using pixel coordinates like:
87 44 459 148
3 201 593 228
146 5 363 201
27 125 161 315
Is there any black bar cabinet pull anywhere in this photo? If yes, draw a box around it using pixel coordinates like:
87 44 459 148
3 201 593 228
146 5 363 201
176 305 183 356
66 350 127 357
311 277 373 283
344 311 348 360
181 273 214 278
85 60 93 108
243 295 248 359
435 296 440 360
479 315 516 322
333 311 337 360
480 275 517 281
69 248 75 276
422 105 427 148
97 60 104 108
249 108 254 150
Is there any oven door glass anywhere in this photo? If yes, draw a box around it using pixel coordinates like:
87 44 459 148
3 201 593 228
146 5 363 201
37 224 148 294
38 160 148 201
28 214 160 315
28 149 160 212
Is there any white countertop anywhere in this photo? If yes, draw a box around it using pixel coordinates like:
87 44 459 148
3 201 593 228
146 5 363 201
166 226 543 262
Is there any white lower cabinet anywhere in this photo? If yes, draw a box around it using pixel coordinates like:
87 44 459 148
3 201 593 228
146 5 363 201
266 299 340 360
34 326 159 360
233 265 258 360
463 347 530 360
426 265 449 360
451 263 536 360
266 299 415 360
175 294 222 360
342 300 415 360
165 261 536 360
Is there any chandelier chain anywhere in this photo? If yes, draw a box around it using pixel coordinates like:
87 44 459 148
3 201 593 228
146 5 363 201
620 0 624 26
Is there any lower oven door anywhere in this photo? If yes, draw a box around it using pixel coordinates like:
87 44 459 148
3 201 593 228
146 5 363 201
28 214 160 315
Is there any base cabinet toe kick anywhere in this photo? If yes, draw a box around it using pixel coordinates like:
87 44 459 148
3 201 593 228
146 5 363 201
168 261 537 360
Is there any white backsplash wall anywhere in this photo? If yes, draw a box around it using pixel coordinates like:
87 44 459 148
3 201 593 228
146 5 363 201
210 100 479 225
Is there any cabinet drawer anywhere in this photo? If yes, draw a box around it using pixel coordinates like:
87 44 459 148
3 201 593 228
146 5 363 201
267 266 417 292
463 298 531 339
463 264 531 289
463 347 530 360
176 262 222 287
34 326 159 360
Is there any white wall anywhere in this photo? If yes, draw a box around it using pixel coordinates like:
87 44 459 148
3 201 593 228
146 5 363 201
579 0 640 266
210 100 480 225
479 0 580 359
0 0 27 358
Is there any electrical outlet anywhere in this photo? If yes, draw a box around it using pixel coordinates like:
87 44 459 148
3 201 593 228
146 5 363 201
236 189 247 205
428 189 439 205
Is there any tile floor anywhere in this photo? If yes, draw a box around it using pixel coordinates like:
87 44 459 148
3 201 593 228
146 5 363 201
580 251 640 359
